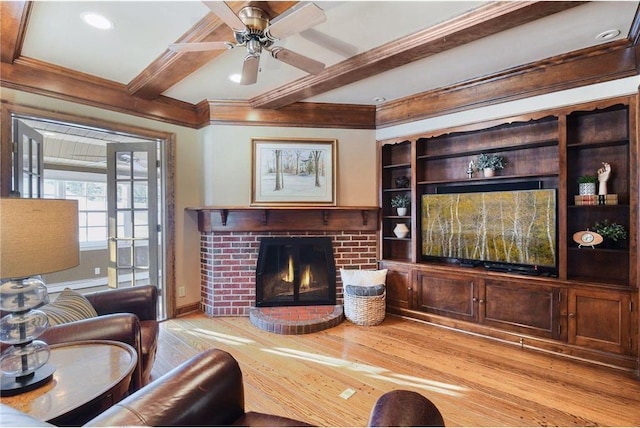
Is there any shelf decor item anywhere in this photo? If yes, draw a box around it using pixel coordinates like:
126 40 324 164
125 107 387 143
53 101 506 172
475 153 506 177
592 219 627 247
393 223 409 238
597 162 611 195
395 176 410 188
0 198 80 396
572 230 604 248
577 174 597 195
390 194 410 216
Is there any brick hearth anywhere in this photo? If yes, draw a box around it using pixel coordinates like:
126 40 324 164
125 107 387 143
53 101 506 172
199 231 378 317
249 305 344 334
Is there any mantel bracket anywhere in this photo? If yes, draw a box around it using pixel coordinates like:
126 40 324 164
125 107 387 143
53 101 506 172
361 210 369 226
220 209 229 226
262 210 269 226
322 210 329 225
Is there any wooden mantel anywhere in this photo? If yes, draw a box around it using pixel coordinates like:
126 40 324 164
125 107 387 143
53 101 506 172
186 206 380 233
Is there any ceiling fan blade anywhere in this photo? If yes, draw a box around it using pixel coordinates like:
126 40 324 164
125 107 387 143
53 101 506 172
203 1 245 30
169 41 232 52
240 55 260 85
271 47 324 75
267 3 326 40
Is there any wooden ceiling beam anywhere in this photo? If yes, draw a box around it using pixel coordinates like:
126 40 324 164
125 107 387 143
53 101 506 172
249 1 585 110
0 1 31 63
127 1 298 100
0 57 205 128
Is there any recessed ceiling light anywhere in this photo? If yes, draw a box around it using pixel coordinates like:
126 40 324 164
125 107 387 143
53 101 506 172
81 12 114 30
229 74 242 83
372 97 386 103
596 29 620 41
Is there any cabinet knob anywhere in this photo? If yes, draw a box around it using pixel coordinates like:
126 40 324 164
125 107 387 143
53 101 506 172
568 313 575 318
472 297 478 302
479 299 485 304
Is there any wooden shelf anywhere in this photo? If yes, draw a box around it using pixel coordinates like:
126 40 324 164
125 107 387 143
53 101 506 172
186 206 379 233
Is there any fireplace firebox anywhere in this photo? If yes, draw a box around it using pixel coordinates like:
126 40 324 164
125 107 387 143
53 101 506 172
256 237 336 307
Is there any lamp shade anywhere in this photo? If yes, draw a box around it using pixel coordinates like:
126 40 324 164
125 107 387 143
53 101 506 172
0 198 80 279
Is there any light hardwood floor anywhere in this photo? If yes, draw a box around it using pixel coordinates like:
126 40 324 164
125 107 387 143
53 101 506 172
152 313 640 427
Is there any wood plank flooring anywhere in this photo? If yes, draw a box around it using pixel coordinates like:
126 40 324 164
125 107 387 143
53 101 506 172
152 313 640 427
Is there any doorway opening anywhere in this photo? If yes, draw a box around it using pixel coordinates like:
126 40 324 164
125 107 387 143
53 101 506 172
8 112 173 320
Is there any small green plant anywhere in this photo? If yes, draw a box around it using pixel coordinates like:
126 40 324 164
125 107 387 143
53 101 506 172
593 219 627 242
578 174 598 184
391 194 411 208
476 153 506 171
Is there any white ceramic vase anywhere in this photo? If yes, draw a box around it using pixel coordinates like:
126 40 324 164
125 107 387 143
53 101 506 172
393 223 409 238
396 207 407 216
483 168 495 177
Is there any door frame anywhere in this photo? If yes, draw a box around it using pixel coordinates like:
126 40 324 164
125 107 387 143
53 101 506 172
0 101 176 319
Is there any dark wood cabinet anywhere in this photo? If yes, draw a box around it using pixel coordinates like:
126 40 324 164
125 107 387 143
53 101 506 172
415 270 478 322
482 279 563 340
568 287 633 355
378 95 638 372
379 260 412 309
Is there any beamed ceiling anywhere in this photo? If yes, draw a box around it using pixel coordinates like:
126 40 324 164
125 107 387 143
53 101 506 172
1 1 639 130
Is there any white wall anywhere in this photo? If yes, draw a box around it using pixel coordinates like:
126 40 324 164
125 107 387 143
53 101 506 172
200 125 377 206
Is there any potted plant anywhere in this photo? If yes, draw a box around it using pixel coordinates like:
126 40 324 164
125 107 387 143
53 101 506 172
577 174 597 195
476 153 506 177
391 194 410 216
593 219 627 248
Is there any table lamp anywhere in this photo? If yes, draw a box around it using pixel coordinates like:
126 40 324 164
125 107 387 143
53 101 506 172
0 198 79 396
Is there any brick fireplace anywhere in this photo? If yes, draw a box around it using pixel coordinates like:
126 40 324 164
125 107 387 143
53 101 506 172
191 207 380 317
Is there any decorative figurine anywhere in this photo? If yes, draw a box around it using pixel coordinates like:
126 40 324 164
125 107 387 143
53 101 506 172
395 176 410 188
466 160 474 178
597 162 611 195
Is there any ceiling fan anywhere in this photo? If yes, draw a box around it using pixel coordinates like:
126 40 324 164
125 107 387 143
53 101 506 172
169 2 327 85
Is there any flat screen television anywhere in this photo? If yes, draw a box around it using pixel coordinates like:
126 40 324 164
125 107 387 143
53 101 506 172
421 184 557 275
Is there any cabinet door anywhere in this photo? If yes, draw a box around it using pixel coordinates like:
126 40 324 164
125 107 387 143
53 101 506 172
568 288 633 355
416 271 477 322
482 279 564 340
379 261 412 309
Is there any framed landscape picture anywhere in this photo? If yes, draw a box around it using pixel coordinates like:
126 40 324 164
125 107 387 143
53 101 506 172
252 138 337 205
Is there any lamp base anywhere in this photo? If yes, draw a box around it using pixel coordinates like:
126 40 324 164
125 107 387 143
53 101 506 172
0 363 55 396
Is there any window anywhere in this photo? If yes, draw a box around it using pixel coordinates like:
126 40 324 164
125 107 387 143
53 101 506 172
44 177 108 247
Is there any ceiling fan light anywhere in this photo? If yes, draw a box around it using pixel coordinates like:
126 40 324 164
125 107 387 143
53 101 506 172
81 12 114 30
229 74 242 83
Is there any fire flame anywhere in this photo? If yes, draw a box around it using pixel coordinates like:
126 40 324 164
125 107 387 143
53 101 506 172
281 255 313 290
283 255 294 283
301 265 312 289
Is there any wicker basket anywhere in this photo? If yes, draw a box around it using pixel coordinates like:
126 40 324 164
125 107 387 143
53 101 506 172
344 290 386 326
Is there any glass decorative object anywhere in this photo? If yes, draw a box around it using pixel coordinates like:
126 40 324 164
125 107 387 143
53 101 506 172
0 279 55 396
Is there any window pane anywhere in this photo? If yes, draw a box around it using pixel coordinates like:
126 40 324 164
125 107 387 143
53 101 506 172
133 152 148 179
117 182 131 209
133 182 148 209
87 227 107 241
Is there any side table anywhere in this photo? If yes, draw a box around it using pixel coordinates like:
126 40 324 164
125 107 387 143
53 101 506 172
1 340 137 425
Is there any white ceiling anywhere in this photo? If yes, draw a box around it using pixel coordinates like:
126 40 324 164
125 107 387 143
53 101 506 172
19 1 639 107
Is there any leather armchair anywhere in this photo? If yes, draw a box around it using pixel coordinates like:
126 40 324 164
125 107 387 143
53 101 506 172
41 285 159 391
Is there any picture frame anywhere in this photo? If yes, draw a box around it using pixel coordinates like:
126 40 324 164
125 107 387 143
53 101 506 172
252 137 337 206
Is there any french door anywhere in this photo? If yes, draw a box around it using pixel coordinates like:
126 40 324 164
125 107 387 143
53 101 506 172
106 142 160 289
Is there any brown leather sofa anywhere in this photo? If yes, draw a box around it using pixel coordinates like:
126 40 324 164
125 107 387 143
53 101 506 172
40 285 159 391
1 348 445 427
